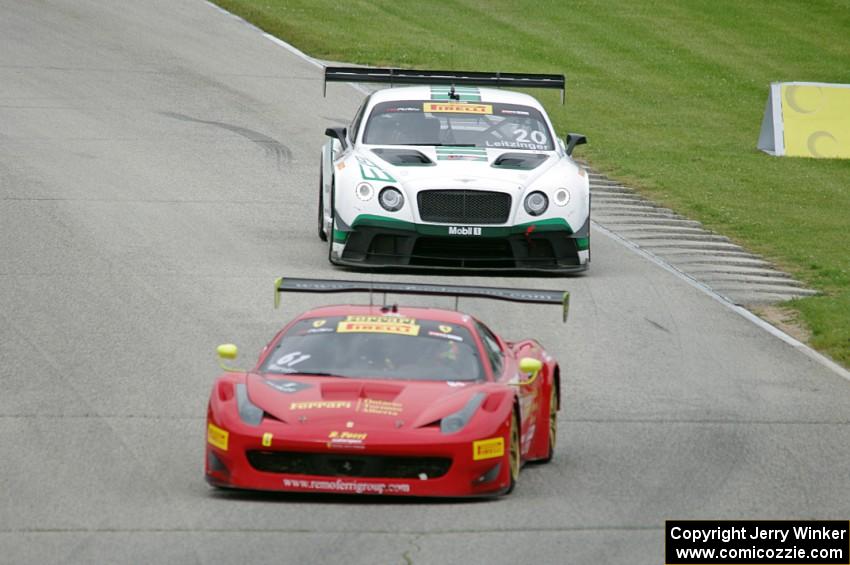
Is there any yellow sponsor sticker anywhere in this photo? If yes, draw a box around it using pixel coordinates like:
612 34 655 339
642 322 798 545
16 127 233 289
345 315 416 324
289 401 352 410
312 319 326 328
472 437 505 460
336 321 420 336
439 325 453 333
262 432 273 447
424 102 492 115
207 422 229 451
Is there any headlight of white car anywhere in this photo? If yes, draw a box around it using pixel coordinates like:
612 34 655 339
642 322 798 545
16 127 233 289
524 191 549 216
554 188 570 206
356 182 374 201
379 186 404 212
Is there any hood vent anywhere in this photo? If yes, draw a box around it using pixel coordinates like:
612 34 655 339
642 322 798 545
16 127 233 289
372 148 434 166
320 381 404 401
491 152 548 170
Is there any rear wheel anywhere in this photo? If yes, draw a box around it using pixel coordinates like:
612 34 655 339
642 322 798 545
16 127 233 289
505 410 520 494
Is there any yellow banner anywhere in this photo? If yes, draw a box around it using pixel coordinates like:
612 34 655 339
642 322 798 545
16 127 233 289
207 423 229 451
336 321 420 336
781 84 850 158
424 102 492 115
472 437 505 460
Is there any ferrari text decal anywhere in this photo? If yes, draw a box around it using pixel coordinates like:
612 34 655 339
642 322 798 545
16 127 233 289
472 437 505 460
424 102 492 114
289 401 352 410
282 478 411 495
207 423 229 451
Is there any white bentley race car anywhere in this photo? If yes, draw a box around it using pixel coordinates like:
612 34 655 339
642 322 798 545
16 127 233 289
319 68 590 273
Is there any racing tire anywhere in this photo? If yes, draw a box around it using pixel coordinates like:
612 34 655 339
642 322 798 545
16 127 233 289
318 167 327 242
539 385 558 464
587 195 591 262
327 181 340 266
504 409 520 494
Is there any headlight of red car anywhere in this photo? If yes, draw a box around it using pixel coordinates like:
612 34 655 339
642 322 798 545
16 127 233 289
440 392 485 434
236 383 263 425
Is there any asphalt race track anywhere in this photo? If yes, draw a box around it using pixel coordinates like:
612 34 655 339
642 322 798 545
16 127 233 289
1 2 848 564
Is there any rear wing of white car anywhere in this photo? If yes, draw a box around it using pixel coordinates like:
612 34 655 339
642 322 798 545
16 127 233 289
274 277 570 322
324 67 566 104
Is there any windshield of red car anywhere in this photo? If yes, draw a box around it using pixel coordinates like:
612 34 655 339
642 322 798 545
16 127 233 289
260 315 484 382
362 100 554 151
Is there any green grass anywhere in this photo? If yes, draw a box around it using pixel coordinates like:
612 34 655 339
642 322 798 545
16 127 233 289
214 0 850 366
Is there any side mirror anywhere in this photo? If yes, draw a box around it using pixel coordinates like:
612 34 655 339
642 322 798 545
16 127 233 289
325 126 349 152
216 343 243 372
565 133 587 156
514 357 543 386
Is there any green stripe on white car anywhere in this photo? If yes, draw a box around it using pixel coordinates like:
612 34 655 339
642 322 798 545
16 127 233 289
436 146 488 161
430 86 481 102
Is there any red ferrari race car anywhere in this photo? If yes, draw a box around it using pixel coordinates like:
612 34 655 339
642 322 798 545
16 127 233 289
205 278 568 497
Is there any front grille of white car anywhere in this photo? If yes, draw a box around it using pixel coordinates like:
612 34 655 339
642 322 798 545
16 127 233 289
417 190 511 224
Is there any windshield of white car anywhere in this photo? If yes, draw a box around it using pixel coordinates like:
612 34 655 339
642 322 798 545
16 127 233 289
362 101 555 151
260 316 484 382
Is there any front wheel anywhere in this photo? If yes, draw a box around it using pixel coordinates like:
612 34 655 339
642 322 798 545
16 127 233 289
317 167 327 241
504 410 520 494
326 184 340 266
539 385 558 463
327 210 336 264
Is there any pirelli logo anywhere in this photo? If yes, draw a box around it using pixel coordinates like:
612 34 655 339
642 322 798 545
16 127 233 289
207 422 229 451
472 437 505 460
423 102 492 114
337 321 420 336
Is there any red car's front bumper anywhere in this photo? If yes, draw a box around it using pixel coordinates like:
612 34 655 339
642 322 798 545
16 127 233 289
205 415 512 497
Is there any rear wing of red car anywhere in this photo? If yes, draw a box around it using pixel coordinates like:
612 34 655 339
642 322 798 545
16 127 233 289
274 277 569 322
324 67 566 104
